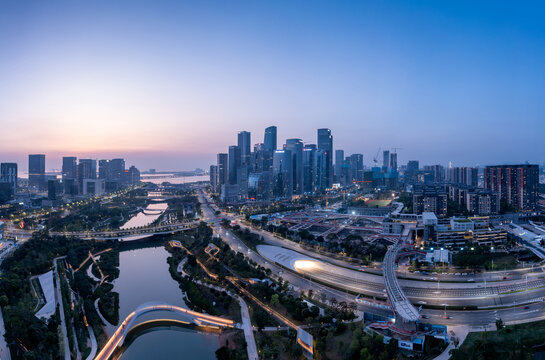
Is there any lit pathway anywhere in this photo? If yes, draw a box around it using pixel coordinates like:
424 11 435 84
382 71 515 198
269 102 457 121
434 325 470 360
0 306 11 360
85 324 97 360
238 298 258 360
53 257 71 360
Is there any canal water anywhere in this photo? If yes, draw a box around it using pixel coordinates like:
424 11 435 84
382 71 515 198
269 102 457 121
107 245 219 359
142 174 209 185
120 202 168 229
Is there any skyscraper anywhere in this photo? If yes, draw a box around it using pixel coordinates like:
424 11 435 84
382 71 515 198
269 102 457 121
390 152 398 172
303 145 316 193
285 139 304 195
217 153 228 187
1 163 17 195
272 150 292 198
484 164 539 211
98 160 109 179
446 167 477 187
423 165 445 183
125 166 141 186
109 159 126 181
252 143 272 173
62 156 78 195
237 131 251 166
210 165 218 192
317 128 333 189
62 157 77 181
28 154 46 189
405 160 420 185
228 146 241 185
78 159 97 193
349 154 364 182
315 149 329 191
264 126 277 153
383 150 390 170
335 149 344 184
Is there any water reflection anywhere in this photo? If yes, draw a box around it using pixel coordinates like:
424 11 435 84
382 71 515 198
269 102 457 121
108 245 220 359
121 202 168 229
142 174 209 185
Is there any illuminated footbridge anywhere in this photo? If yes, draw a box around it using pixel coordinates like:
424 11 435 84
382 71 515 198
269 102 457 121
95 301 235 360
383 231 420 331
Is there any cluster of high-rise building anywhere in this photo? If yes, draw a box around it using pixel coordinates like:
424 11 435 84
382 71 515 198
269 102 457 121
210 127 368 202
0 154 141 205
210 128 541 214
411 164 539 216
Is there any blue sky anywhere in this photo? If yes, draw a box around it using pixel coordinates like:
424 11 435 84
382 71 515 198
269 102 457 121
0 0 544 171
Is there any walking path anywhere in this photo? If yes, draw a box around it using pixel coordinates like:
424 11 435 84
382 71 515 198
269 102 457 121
85 324 97 360
53 257 71 360
433 325 471 360
177 268 258 360
238 298 258 360
0 306 11 360
94 298 114 327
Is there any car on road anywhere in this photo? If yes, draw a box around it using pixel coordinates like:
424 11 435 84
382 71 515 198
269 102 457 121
523 306 530 309
420 314 428 319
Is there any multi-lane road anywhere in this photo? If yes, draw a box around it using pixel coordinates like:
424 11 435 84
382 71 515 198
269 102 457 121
198 188 545 326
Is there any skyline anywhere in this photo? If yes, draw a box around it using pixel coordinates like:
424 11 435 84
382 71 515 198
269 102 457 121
8 123 544 175
1 1 545 171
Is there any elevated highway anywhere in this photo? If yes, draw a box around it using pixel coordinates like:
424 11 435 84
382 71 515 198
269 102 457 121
95 302 234 360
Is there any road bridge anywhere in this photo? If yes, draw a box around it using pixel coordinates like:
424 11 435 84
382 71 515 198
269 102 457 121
95 302 234 360
6 221 200 241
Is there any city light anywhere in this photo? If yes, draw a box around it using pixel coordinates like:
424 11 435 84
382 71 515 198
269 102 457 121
0 2 543 359
293 260 319 271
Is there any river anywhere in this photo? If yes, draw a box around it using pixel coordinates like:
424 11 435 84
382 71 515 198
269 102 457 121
141 174 209 185
120 202 168 229
107 245 219 359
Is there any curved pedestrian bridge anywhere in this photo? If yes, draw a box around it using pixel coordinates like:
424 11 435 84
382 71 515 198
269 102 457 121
95 301 235 360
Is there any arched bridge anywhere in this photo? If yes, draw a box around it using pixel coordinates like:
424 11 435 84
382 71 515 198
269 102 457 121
95 301 235 360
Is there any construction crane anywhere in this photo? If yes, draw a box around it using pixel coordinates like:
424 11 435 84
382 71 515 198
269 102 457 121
373 147 381 165
391 147 403 153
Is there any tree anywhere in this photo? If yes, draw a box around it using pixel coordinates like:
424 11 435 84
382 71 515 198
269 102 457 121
453 336 460 348
495 318 504 330
253 309 269 331
270 294 280 307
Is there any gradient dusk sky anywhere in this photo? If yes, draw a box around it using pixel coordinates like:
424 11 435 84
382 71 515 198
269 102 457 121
1 1 544 172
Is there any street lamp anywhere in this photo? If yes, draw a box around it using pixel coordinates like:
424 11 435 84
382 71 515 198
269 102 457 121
442 303 448 319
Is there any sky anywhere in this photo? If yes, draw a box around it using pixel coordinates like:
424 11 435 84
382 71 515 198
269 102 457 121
1 0 544 172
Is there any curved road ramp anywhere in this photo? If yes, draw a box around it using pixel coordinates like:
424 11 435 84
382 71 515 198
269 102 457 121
95 302 234 360
383 240 420 332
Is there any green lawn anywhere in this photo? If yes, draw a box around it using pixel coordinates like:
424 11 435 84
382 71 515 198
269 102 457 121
364 199 392 207
451 320 545 359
